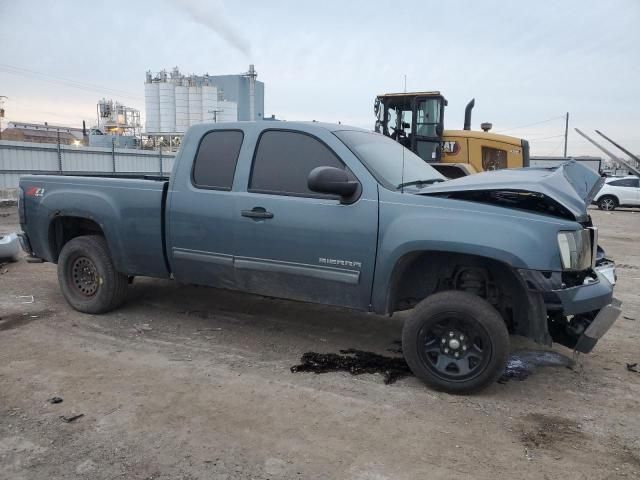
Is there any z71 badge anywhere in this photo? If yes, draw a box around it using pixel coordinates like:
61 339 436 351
25 186 45 197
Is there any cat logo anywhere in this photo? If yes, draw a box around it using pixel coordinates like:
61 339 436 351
442 141 460 155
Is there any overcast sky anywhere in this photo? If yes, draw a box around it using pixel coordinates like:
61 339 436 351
1 0 638 156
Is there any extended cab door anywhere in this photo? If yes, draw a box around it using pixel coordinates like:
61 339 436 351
233 129 378 310
167 129 244 289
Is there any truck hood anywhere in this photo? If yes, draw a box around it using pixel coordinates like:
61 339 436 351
420 161 604 222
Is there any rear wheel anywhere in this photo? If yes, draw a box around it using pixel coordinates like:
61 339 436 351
402 291 509 394
598 196 618 211
57 235 128 314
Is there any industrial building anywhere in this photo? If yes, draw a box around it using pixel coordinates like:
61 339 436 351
89 99 141 148
0 121 83 145
144 65 263 136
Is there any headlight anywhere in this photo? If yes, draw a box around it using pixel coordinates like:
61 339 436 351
557 230 592 270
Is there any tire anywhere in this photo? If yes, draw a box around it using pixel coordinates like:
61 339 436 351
597 196 618 211
402 290 509 394
57 235 128 314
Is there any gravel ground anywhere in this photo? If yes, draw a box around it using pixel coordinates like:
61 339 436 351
1 204 639 479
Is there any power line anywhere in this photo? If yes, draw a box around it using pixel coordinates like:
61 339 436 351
527 134 565 142
495 115 566 134
0 63 142 100
547 137 566 156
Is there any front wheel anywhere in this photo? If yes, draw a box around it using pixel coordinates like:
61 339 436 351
402 291 509 394
57 235 128 314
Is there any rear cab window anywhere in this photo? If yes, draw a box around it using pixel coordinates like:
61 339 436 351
192 130 244 190
249 130 350 198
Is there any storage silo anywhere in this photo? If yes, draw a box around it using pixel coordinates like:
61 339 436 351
201 84 218 122
144 80 160 133
188 84 202 126
218 100 238 123
159 81 176 133
175 81 189 133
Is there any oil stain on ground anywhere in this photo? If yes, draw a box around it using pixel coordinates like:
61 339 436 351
291 349 412 384
0 310 51 331
520 413 585 449
292 348 573 385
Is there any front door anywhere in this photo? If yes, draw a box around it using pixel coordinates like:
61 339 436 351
233 129 378 310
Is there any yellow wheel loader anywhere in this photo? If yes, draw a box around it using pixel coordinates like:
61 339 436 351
374 92 529 177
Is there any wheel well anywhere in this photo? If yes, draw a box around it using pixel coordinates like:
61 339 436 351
599 194 618 203
387 251 530 334
49 216 104 262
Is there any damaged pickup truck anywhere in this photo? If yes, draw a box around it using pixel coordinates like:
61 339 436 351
17 122 621 393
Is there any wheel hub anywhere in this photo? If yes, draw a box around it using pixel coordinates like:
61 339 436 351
441 331 468 357
71 257 99 297
420 317 491 381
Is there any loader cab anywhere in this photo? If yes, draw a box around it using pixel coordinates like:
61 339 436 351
374 92 447 163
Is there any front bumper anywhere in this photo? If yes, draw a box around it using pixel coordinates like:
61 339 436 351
574 300 622 353
518 266 622 353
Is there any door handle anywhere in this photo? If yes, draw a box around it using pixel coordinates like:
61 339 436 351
241 207 274 219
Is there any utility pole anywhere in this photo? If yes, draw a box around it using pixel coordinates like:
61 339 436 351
208 109 223 123
0 96 7 141
563 112 569 157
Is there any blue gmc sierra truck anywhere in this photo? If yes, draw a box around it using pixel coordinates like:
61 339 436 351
17 122 621 393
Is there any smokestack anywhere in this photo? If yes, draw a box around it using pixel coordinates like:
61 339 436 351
246 64 257 121
464 98 475 130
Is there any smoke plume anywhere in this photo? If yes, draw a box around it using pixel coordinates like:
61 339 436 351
172 0 251 56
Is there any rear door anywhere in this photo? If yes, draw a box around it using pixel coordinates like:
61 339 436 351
233 129 378 309
168 129 244 289
609 178 640 205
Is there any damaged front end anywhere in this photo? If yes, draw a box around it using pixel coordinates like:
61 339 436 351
420 162 621 354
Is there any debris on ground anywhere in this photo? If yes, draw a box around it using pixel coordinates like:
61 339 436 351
48 396 63 404
17 295 34 304
168 355 192 362
623 316 636 321
133 323 152 333
291 349 412 385
499 351 573 384
60 413 84 423
626 363 638 373
386 340 403 354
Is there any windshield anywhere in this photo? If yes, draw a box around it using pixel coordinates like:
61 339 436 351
335 130 445 191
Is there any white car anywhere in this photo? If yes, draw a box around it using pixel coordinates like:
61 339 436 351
593 175 640 210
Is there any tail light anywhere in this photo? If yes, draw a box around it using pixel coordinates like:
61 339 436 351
18 186 26 224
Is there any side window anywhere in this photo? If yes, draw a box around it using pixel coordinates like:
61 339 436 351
249 130 346 196
482 147 508 170
192 130 244 189
609 179 637 187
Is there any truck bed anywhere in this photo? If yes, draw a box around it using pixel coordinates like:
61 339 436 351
20 175 170 278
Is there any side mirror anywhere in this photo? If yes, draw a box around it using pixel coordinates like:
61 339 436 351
436 123 444 137
308 166 359 198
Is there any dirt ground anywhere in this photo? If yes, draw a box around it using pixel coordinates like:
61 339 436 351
1 204 639 480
